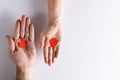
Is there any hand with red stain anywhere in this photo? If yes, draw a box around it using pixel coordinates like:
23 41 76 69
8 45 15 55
40 22 63 66
6 15 36 71
40 0 63 66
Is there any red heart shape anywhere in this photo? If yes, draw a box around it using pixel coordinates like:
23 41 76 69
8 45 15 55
49 38 58 48
18 38 27 48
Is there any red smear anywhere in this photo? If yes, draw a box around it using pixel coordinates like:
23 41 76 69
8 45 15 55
18 38 27 48
49 38 58 48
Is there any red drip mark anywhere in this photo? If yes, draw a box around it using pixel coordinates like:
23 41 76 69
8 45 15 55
49 38 58 48
18 38 27 48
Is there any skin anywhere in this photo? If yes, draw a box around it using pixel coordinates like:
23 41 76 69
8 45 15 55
6 15 36 80
40 0 64 66
6 0 64 79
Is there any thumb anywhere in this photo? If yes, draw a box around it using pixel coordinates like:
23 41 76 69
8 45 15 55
6 35 15 53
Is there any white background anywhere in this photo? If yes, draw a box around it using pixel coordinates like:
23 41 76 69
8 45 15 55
0 0 120 80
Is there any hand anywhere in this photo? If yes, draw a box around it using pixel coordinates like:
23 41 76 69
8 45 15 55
40 22 63 66
6 15 36 69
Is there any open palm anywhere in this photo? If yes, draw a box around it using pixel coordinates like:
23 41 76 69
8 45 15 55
40 23 63 66
6 15 36 68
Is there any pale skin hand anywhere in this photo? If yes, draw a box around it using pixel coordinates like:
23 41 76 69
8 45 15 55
40 0 64 66
40 23 63 66
6 15 36 80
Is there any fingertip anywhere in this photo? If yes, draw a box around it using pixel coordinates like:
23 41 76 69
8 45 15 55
16 19 21 26
22 15 26 19
6 35 11 39
52 57 55 64
26 17 30 21
21 15 26 21
6 35 9 37
44 58 48 64
30 23 33 27
6 35 9 42
48 62 52 66
16 19 20 23
26 17 31 25
6 35 9 38
46 58 48 63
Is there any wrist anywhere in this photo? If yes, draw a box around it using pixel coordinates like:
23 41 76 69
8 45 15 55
16 66 34 80
48 16 63 27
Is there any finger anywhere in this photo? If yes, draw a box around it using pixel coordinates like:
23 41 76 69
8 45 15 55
48 47 53 66
20 15 26 38
14 20 20 40
43 37 50 63
52 47 57 63
25 17 30 40
55 45 60 58
40 34 45 48
6 35 15 54
52 48 55 63
29 24 34 42
15 39 21 50
43 46 48 63
45 37 50 47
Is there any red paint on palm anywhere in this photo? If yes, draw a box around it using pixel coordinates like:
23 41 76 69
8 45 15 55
19 38 27 48
49 38 58 48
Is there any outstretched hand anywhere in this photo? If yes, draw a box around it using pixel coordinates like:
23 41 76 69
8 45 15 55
6 15 36 69
40 22 63 66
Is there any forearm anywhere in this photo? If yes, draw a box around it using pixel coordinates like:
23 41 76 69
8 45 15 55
16 66 34 80
48 0 64 25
